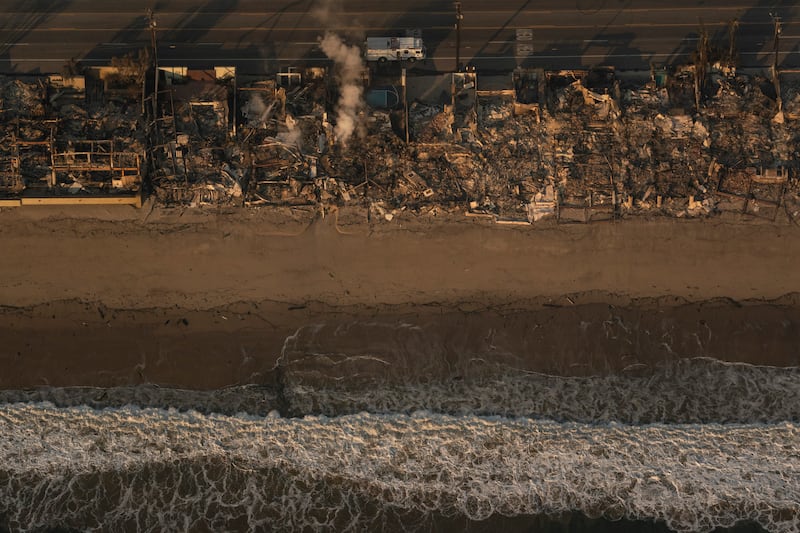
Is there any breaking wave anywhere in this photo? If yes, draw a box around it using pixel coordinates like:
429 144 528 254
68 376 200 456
2 357 799 424
1 404 798 532
2 319 799 531
277 320 800 423
284 357 800 423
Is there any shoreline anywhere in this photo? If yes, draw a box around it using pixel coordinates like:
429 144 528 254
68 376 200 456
2 207 799 390
1 294 799 390
1 206 799 309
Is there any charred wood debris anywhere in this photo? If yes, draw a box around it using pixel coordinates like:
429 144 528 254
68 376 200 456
1 55 800 224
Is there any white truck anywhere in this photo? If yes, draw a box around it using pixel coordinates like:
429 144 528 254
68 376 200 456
365 36 426 63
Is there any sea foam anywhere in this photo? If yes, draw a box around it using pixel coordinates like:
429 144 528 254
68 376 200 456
1 404 798 532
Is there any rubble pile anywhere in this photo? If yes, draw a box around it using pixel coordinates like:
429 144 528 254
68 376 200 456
148 71 242 207
297 64 796 224
547 74 619 222
0 73 143 199
1 59 798 223
785 86 800 120
239 76 327 207
2 79 46 118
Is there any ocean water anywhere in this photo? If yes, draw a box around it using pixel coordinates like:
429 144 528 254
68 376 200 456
283 357 800 424
0 404 797 532
1 321 799 532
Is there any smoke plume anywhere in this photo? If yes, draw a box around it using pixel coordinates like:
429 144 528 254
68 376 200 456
319 31 365 146
277 114 302 148
311 0 344 27
241 93 275 129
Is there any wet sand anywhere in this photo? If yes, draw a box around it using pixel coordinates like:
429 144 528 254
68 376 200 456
1 205 799 389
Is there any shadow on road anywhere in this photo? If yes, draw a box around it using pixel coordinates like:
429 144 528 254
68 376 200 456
0 0 72 73
79 13 149 67
237 0 313 74
79 0 256 73
471 0 532 71
162 0 240 44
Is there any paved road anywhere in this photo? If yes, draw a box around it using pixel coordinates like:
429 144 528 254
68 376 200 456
0 1 798 74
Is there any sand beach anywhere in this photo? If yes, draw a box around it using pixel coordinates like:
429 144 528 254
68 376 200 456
1 205 798 390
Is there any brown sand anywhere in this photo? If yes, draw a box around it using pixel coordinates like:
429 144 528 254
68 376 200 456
1 204 799 389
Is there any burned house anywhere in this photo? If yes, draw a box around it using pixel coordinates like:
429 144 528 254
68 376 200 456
0 39 794 226
148 66 241 206
0 72 144 206
238 69 328 207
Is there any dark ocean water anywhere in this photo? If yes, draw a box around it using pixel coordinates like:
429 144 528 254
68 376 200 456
1 319 799 532
0 403 797 532
1 356 799 532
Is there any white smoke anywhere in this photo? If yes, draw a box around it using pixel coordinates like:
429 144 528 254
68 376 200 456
241 93 275 129
319 31 365 147
311 0 365 39
311 0 344 27
277 114 302 148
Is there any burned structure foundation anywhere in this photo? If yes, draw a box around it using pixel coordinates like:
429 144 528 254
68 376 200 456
0 59 798 224
0 71 144 206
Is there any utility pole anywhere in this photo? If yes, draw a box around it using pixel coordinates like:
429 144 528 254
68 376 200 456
771 12 782 113
727 18 738 66
454 2 463 72
402 67 409 143
146 8 159 118
693 22 709 113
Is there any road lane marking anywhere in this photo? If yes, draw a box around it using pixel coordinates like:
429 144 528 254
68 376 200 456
19 21 794 31
2 5 794 15
32 49 789 63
